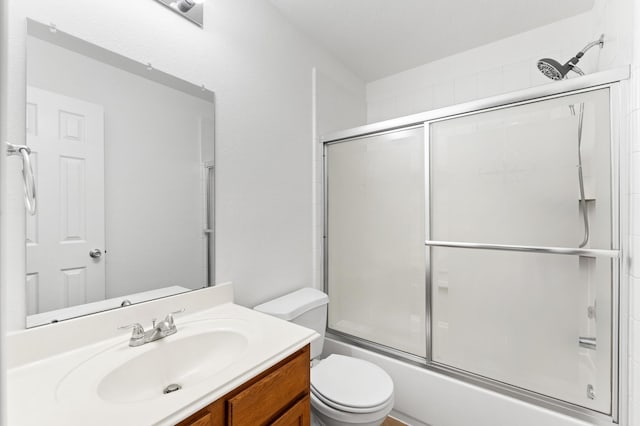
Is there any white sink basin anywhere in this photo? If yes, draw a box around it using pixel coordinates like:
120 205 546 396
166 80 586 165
56 319 254 404
98 330 247 403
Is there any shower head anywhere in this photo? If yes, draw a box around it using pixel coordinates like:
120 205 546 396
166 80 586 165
537 58 571 80
537 34 604 80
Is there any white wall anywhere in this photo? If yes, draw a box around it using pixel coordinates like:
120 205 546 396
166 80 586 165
26 37 211 300
366 0 632 123
3 0 366 329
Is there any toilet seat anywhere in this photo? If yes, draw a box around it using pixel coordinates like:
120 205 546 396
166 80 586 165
311 387 392 414
310 355 394 414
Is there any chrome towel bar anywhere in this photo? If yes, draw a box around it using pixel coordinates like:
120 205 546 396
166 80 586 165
424 240 619 258
6 142 37 215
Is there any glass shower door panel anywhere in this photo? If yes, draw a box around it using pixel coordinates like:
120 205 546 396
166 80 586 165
430 88 611 248
429 88 613 413
326 127 426 357
431 248 611 413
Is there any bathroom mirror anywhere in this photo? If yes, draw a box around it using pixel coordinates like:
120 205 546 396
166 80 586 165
24 19 215 327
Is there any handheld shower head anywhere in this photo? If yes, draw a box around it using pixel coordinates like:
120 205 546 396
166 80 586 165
537 58 571 80
537 34 604 80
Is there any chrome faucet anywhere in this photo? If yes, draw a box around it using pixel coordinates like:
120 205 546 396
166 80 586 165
119 309 185 347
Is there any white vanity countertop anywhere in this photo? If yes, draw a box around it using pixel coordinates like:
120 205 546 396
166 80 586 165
7 285 318 425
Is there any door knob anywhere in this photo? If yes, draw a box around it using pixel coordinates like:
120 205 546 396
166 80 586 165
89 249 102 259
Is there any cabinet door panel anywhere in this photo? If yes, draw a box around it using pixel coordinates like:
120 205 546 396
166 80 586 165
228 347 309 425
270 396 310 426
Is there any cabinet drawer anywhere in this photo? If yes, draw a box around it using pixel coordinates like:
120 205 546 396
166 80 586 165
228 346 310 425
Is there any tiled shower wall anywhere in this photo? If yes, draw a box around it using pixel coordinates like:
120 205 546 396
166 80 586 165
366 0 631 123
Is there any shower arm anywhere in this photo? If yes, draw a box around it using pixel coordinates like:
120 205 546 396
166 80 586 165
579 34 605 55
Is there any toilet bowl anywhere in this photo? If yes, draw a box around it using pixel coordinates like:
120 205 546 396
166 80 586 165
254 288 394 426
310 354 394 426
310 391 394 426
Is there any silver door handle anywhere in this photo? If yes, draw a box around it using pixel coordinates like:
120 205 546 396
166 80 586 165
578 336 596 350
89 249 102 259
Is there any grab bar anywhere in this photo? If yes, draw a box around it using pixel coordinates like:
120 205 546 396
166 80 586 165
424 240 619 258
7 142 37 215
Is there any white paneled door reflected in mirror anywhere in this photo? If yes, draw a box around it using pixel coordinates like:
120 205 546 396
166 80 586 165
24 19 215 327
325 86 618 417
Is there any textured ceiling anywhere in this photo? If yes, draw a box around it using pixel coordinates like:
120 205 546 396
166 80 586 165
270 0 595 81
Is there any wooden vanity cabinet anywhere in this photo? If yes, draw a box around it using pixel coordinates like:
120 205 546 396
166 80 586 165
177 345 310 426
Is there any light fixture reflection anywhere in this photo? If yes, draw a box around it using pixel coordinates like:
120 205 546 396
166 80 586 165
170 0 204 13
155 0 204 27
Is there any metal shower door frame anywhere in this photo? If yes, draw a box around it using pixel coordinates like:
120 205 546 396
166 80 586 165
322 67 629 426
423 83 623 425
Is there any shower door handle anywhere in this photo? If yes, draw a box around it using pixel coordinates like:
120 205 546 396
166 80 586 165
424 240 619 258
578 336 596 350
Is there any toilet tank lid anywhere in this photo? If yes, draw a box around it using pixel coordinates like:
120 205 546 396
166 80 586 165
254 288 328 320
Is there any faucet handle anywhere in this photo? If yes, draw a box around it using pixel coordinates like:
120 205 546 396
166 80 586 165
118 323 145 339
165 308 186 327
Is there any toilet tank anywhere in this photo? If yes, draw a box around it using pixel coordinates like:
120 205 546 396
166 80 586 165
254 288 329 359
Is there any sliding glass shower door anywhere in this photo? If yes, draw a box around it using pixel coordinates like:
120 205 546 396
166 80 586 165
324 86 618 416
428 87 615 414
326 127 427 357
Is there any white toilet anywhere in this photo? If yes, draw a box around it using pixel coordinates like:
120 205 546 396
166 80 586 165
254 288 394 426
